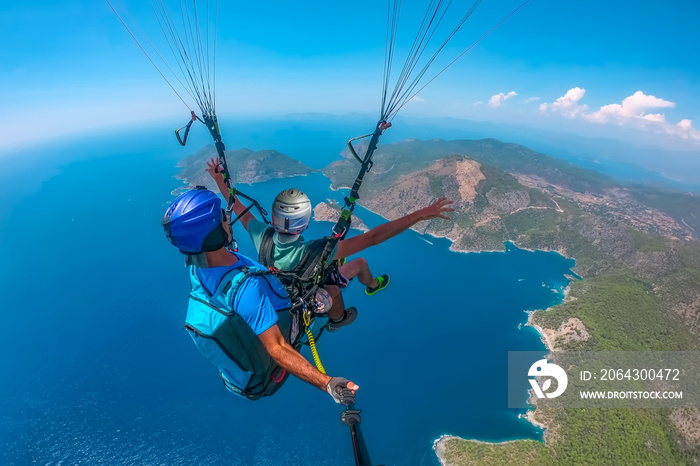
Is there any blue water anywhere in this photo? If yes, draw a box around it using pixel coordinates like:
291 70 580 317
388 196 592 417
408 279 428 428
0 124 576 465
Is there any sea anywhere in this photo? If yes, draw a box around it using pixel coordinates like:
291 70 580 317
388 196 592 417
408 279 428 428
0 118 577 465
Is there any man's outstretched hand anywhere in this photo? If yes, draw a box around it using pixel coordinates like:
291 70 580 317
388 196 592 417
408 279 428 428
417 197 455 221
327 377 360 405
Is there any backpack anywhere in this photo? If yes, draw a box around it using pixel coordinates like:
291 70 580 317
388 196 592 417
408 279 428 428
184 263 301 400
258 228 341 305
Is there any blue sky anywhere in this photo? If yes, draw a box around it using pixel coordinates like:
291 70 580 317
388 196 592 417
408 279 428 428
2 0 700 152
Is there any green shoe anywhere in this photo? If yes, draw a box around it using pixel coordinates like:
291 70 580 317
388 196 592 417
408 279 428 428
365 274 390 296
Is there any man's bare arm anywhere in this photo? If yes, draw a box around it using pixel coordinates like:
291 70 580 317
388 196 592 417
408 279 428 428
206 158 256 231
259 325 360 404
258 324 332 390
334 197 454 260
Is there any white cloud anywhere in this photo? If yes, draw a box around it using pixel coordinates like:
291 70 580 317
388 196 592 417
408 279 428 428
668 119 700 140
473 101 484 106
540 88 700 142
540 87 588 118
525 97 541 103
488 91 517 108
585 91 674 124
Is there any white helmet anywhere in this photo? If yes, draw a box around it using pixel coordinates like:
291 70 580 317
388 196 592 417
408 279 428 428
271 189 312 235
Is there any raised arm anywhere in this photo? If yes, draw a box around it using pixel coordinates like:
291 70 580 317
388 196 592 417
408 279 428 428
258 324 358 403
334 197 454 260
206 158 256 231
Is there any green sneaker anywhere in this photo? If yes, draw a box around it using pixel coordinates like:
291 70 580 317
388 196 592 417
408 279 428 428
365 274 390 296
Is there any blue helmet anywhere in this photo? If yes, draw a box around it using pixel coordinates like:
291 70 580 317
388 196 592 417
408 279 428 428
162 187 227 254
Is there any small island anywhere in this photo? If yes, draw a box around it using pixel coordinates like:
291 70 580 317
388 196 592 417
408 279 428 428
313 200 369 232
174 144 316 194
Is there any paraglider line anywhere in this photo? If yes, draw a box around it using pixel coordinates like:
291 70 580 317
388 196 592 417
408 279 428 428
106 0 192 111
396 0 531 115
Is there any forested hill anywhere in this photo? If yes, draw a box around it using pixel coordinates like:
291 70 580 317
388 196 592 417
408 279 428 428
325 138 619 195
325 138 700 239
176 144 315 187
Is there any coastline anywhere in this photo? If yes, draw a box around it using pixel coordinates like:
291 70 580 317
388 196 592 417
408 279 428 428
528 321 554 353
171 167 316 195
433 435 524 466
330 189 572 258
433 434 546 466
433 280 571 465
524 278 573 355
433 435 459 466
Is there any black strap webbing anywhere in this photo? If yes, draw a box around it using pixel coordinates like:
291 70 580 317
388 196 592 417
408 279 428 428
259 228 276 267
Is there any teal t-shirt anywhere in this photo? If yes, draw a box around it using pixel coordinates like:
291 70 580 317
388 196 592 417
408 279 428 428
248 219 337 270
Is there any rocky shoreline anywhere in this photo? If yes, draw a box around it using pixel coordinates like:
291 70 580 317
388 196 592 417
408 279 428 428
312 201 369 232
433 282 577 465
433 434 541 466
433 435 459 466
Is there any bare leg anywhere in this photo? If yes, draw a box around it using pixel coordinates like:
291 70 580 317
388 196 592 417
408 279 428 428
324 285 345 322
338 257 378 288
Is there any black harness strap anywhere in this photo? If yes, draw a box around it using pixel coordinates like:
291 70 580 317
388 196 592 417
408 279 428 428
258 228 341 312
259 228 276 267
333 121 392 240
175 111 202 146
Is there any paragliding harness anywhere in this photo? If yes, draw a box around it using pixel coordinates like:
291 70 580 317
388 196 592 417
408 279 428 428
258 229 345 301
184 263 302 400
